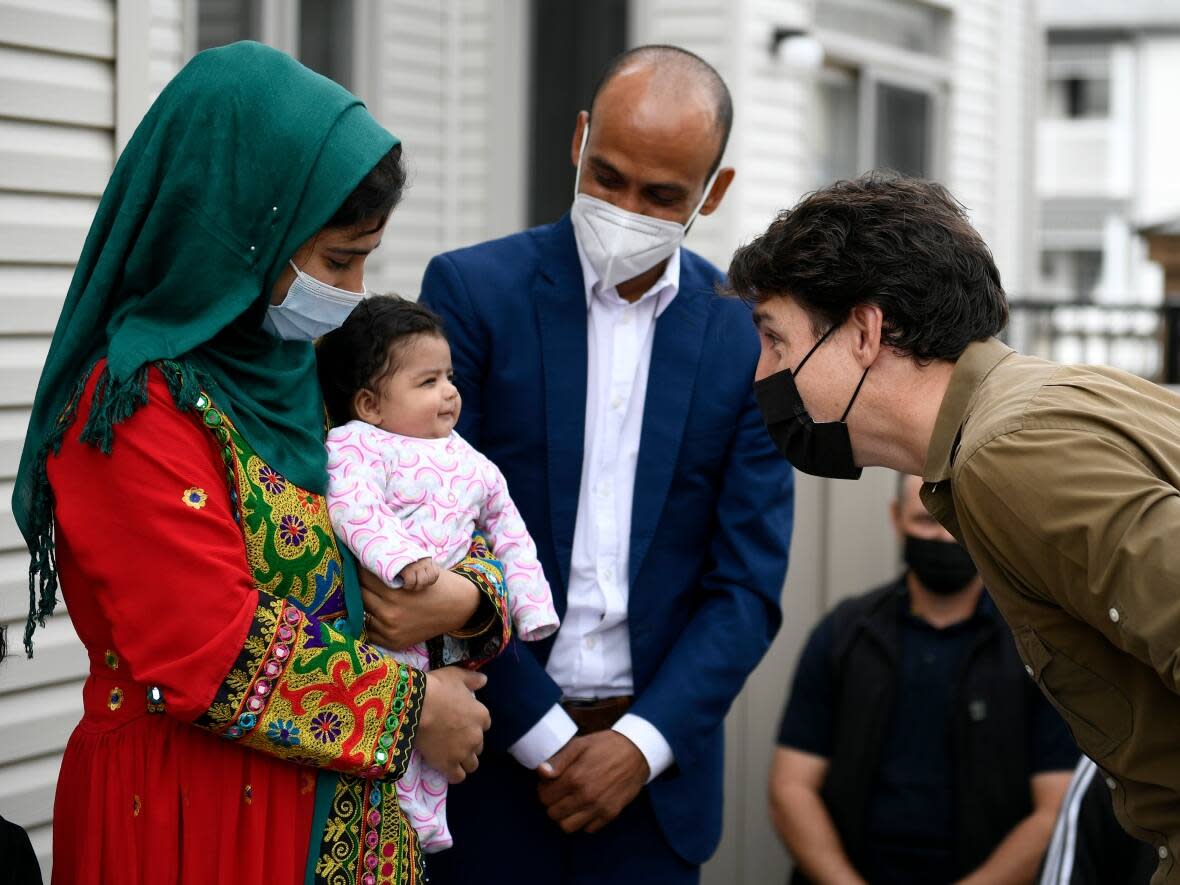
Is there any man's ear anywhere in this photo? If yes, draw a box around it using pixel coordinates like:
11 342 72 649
699 167 735 217
847 303 884 369
890 497 903 541
352 388 380 425
570 111 589 171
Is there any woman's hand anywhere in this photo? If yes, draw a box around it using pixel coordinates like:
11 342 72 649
418 667 491 782
360 567 480 650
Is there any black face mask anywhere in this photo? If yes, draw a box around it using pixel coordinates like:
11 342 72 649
904 535 979 595
753 323 870 480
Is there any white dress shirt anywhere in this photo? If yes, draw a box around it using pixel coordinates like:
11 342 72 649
506 238 680 782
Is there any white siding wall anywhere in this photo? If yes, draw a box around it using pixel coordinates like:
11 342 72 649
0 4 115 875
150 0 188 98
948 0 1039 293
354 0 501 299
0 2 184 876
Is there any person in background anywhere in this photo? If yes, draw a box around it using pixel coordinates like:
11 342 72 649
1038 757 1156 885
770 474 1076 884
420 44 794 885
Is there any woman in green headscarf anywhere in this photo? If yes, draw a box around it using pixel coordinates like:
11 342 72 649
12 42 502 885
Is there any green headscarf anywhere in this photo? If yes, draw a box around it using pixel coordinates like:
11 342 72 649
13 41 398 654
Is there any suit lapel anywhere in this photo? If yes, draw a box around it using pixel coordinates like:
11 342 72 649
533 218 588 593
628 270 710 586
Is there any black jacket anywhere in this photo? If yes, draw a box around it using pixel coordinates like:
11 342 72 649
792 582 1046 883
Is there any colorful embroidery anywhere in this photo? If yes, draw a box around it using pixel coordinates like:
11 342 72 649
104 649 119 670
183 487 208 509
189 393 346 617
194 598 421 780
311 711 343 744
312 777 421 885
107 687 123 711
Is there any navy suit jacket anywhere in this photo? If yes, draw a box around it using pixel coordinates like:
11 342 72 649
419 216 794 864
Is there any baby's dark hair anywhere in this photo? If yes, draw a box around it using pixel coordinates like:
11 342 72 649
317 295 447 427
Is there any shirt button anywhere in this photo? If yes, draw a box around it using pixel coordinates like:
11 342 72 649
1024 665 1034 677
584 636 597 650
611 396 623 411
1159 846 1169 860
1106 777 1117 790
1109 608 1120 623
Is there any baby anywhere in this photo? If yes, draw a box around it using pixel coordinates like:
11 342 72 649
317 295 559 853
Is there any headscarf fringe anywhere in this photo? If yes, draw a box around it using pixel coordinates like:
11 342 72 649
23 358 208 657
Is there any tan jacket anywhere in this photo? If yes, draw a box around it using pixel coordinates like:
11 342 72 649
922 338 1180 884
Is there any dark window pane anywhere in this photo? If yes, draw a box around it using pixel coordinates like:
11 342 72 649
875 82 931 177
197 0 262 50
529 0 629 227
815 71 860 187
300 0 354 90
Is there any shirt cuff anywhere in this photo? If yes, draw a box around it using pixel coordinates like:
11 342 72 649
507 704 578 770
613 713 674 783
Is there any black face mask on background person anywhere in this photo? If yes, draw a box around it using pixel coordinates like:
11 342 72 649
753 322 870 480
904 535 979 595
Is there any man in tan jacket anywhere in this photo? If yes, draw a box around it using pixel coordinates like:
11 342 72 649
732 173 1180 883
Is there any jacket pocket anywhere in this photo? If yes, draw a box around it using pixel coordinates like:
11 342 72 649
1014 624 1133 759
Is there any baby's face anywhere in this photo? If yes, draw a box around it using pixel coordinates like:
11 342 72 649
365 334 461 439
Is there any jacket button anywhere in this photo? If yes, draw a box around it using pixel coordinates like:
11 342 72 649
1106 777 1117 790
1159 846 1169 860
1109 608 1120 623
1024 665 1034 677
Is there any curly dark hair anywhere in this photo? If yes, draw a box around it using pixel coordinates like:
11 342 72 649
727 173 1009 362
316 295 446 427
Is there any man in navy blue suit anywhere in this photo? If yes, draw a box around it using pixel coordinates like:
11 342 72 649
420 45 794 884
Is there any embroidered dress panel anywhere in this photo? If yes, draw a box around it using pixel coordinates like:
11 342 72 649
189 386 426 883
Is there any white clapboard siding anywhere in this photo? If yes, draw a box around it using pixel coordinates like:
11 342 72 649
0 0 185 876
948 0 1000 250
0 4 115 872
358 0 495 299
150 0 187 98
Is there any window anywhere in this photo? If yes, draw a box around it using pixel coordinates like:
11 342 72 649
527 0 629 226
1045 44 1111 120
1039 249 1104 301
875 82 932 177
811 65 940 188
194 0 354 90
196 0 262 51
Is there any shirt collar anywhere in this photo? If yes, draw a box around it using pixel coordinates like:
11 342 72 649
574 234 682 318
922 337 1014 483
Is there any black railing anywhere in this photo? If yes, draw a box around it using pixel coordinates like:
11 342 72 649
1004 299 1180 384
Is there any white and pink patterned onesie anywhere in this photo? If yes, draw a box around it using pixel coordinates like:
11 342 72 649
325 419 558 853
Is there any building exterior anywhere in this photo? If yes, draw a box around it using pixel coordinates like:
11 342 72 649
1036 0 1180 305
0 1 1038 880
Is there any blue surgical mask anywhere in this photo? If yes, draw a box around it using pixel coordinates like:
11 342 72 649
261 261 365 340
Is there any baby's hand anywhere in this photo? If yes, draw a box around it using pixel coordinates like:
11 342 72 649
399 557 441 592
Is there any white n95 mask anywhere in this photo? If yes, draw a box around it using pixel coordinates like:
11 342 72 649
569 125 719 292
262 261 366 340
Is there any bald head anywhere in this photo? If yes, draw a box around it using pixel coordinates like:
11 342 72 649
590 45 733 173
